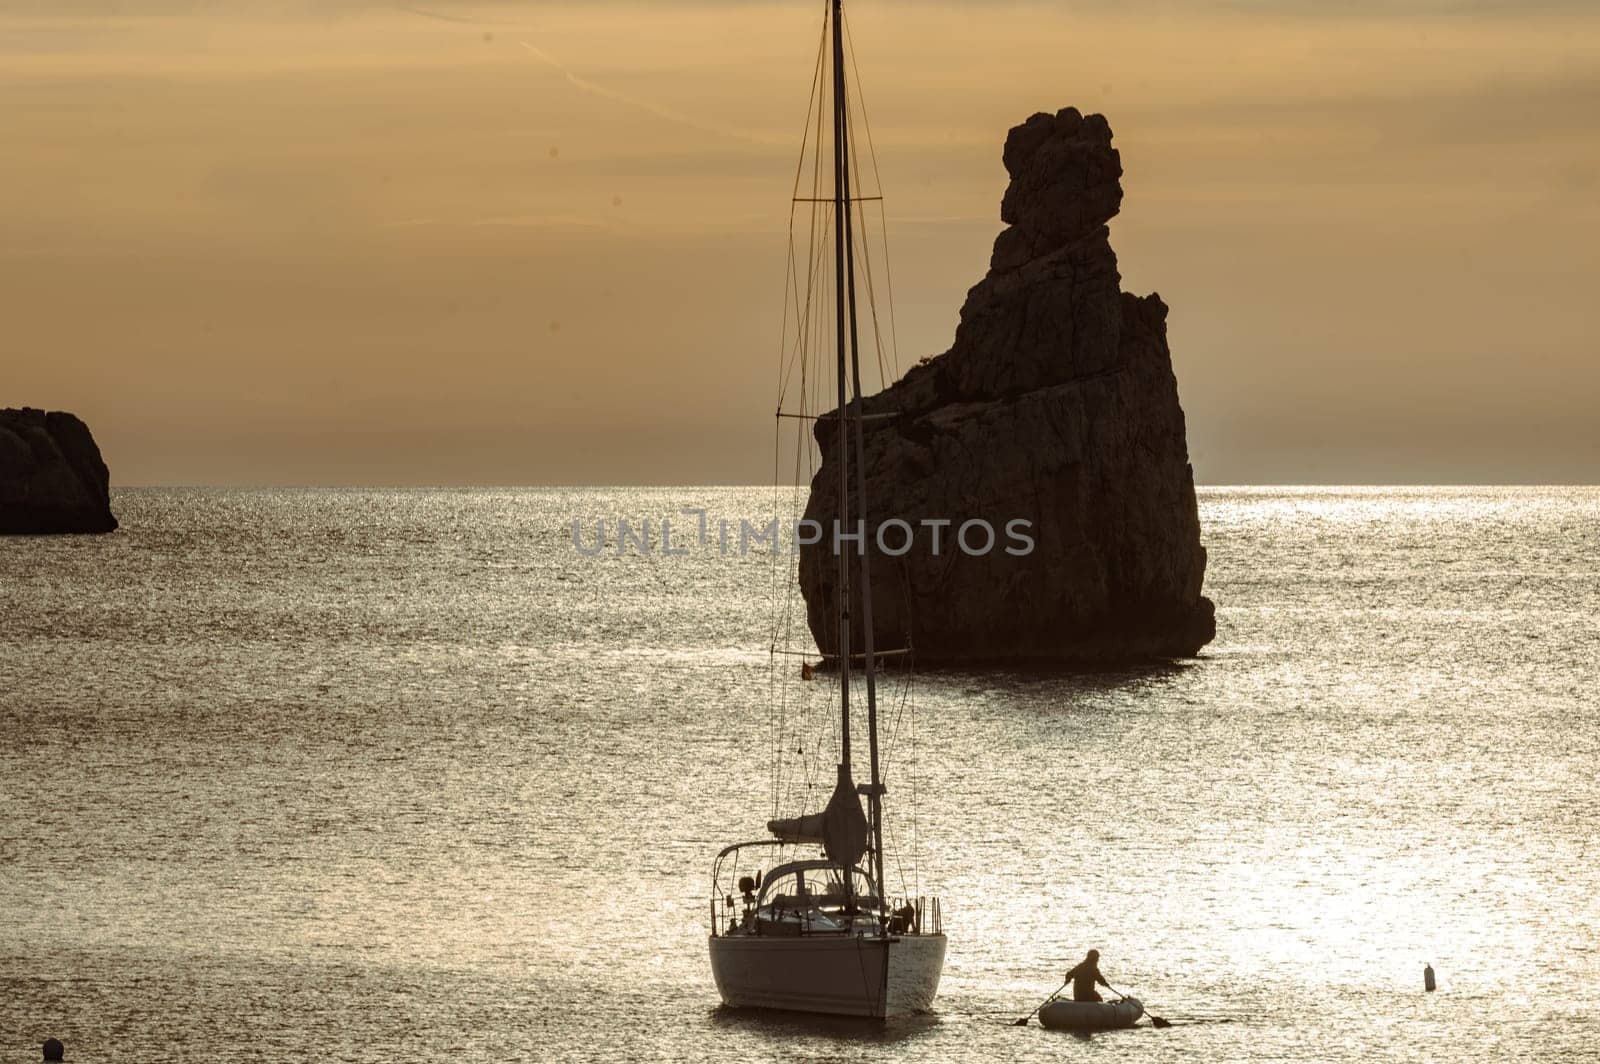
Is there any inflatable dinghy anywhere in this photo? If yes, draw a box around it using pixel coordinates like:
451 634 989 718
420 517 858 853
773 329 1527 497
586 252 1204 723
1038 996 1143 1032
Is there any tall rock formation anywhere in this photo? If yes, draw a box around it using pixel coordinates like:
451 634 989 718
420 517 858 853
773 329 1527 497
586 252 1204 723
0 408 118 534
799 107 1213 665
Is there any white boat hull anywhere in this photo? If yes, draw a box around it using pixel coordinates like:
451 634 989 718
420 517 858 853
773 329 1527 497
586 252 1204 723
709 933 946 1018
1038 997 1143 1031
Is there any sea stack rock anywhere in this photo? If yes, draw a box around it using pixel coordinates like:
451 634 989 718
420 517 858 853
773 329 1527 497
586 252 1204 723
0 408 118 534
799 107 1213 664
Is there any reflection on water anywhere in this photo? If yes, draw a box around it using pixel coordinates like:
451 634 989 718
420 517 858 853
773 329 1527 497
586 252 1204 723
1 486 1597 1062
708 1004 941 1043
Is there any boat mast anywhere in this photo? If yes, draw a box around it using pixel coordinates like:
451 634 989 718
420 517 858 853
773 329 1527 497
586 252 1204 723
831 0 887 903
833 0 887 904
830 0 854 789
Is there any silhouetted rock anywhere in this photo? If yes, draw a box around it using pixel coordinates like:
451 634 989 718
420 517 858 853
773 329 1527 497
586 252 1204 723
0 408 118 534
799 107 1213 665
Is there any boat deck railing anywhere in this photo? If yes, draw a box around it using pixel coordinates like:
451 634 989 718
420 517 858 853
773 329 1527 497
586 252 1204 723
711 892 943 937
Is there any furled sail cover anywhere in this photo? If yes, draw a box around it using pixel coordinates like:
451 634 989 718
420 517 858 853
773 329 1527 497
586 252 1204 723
766 763 869 867
766 811 824 844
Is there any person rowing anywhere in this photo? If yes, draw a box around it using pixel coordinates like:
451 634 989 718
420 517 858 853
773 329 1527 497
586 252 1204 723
1063 948 1111 1002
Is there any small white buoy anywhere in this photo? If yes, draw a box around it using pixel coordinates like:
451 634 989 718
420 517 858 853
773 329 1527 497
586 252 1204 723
1424 964 1436 992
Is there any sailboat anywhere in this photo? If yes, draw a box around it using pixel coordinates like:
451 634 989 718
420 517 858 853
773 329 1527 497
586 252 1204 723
706 0 947 1018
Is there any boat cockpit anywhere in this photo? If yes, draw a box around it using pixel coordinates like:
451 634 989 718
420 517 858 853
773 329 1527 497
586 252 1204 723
710 841 938 939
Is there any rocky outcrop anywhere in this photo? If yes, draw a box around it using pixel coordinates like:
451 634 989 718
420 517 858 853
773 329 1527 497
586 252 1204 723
799 107 1212 665
0 408 118 534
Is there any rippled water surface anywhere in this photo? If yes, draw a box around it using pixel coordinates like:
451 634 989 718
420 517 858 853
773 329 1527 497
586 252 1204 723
3 487 1597 1061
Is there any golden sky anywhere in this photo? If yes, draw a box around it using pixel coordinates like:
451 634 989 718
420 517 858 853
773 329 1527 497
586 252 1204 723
4 1 1597 484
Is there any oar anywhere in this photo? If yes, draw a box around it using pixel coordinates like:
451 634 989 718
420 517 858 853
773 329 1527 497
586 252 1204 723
1106 983 1172 1028
1012 979 1067 1026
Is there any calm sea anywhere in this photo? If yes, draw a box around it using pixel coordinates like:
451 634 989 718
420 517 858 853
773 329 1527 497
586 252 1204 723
2 487 1597 1062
